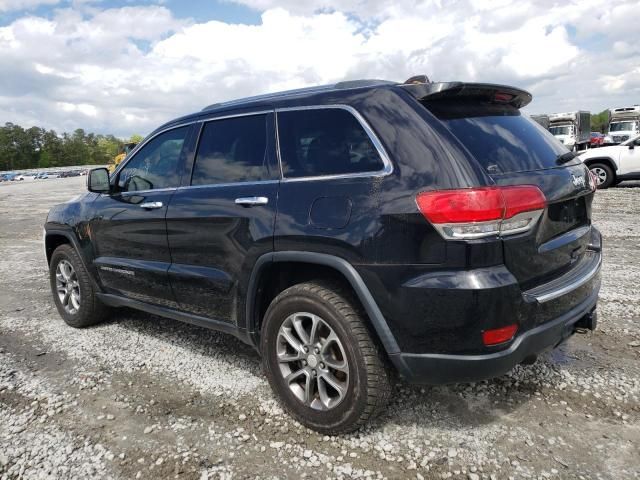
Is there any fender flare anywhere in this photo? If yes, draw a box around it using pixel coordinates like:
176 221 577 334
582 157 618 171
44 227 102 292
246 251 401 355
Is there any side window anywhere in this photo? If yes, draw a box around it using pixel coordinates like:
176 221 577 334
117 126 189 192
277 108 384 178
191 114 269 186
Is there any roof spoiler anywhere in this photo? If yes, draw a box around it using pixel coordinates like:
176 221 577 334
401 81 532 109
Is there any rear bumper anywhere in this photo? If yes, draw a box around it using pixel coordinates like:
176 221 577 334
390 282 599 385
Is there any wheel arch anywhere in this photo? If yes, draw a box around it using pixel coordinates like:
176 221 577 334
582 157 618 172
246 251 401 356
45 228 102 291
45 230 74 264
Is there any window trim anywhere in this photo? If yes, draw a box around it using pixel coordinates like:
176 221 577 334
188 110 274 188
111 122 197 182
118 187 177 197
110 124 194 196
275 104 394 182
112 104 393 191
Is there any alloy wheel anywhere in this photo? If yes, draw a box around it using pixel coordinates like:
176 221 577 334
55 259 81 314
276 312 349 411
592 167 607 185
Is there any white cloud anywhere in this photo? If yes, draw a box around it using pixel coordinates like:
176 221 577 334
0 1 638 136
153 9 365 86
57 101 97 116
0 0 59 12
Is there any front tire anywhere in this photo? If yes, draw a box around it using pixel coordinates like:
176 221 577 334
49 244 109 327
261 281 392 434
589 163 614 189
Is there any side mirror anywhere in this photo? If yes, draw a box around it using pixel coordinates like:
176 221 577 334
122 174 153 192
87 168 111 193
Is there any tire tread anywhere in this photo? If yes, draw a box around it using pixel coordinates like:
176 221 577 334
50 244 109 328
264 279 392 434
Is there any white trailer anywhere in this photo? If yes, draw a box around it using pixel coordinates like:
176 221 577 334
548 111 591 152
530 114 550 129
606 105 640 145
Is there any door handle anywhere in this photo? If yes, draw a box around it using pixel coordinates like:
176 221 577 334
235 196 269 207
139 201 163 209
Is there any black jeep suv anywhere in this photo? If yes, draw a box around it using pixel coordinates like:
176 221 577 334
45 78 602 433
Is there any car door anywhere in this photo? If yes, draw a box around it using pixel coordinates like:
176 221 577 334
165 111 278 324
617 137 640 175
90 125 193 306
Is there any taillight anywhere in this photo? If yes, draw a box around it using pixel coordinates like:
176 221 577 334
482 324 518 346
416 186 546 240
494 92 514 103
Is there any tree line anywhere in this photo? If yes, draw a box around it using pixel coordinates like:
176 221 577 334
0 122 143 172
590 110 609 134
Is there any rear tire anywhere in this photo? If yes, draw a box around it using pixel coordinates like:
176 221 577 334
589 163 614 189
49 244 109 328
261 281 392 434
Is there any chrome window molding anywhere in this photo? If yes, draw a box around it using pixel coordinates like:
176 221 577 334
176 179 280 191
115 187 178 196
274 104 394 182
111 110 273 179
199 110 272 124
111 122 198 179
111 104 393 189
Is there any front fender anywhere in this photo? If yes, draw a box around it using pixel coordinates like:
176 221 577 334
44 227 103 292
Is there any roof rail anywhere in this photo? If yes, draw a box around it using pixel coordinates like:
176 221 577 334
201 84 334 111
201 79 396 112
333 79 396 89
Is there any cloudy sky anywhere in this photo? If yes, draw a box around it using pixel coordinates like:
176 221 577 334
0 0 638 137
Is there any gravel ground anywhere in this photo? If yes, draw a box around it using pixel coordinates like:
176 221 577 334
0 177 639 480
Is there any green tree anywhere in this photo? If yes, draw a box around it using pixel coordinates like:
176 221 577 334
591 110 609 134
96 135 121 164
41 130 63 167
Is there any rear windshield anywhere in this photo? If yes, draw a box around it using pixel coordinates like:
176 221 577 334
424 100 578 174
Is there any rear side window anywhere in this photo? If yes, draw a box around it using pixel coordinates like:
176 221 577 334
192 114 269 185
277 108 384 178
424 101 577 174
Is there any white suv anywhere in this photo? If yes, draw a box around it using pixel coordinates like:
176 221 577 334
579 134 640 188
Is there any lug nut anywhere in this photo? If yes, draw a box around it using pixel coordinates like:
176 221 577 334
303 346 309 353
319 362 325 369
314 347 320 354
302 360 307 366
311 369 317 376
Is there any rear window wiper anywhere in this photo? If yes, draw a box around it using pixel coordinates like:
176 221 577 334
556 151 576 165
